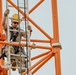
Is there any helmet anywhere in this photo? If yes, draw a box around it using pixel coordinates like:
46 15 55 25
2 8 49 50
12 14 20 22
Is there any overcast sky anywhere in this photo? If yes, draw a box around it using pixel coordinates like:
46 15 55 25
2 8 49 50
2 0 76 75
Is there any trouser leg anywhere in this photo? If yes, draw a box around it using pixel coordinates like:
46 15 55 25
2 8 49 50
17 52 26 74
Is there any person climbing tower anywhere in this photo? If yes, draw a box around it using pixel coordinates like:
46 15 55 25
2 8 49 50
2 9 32 74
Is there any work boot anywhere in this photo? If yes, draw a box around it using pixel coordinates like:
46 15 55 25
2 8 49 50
18 61 26 74
11 59 16 71
18 69 26 74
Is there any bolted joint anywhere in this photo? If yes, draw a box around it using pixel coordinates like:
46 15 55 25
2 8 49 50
52 42 62 50
32 43 36 49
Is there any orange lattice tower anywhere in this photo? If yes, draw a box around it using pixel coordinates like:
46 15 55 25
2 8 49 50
0 0 62 75
0 1 8 75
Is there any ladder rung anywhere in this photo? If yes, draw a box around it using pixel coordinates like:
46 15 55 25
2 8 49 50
19 7 28 9
8 5 13 7
11 66 26 69
8 5 28 9
2 65 26 69
10 54 27 58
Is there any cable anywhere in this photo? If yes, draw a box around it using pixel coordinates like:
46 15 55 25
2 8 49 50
17 0 22 75
23 0 29 75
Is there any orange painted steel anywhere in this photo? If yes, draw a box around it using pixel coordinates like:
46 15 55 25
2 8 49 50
29 0 44 14
21 0 44 23
0 0 62 75
0 0 6 41
31 51 50 61
22 39 50 43
0 0 8 75
22 51 53 75
32 52 53 74
0 41 51 50
7 0 52 40
52 0 59 41
0 0 3 34
52 0 61 75
26 51 50 63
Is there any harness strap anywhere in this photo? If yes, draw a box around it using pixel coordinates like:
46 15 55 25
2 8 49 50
0 45 7 60
13 46 25 55
10 27 20 54
10 27 19 42
0 53 7 59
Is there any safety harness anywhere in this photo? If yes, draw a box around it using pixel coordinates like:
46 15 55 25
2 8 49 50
0 45 7 59
0 27 25 59
10 27 25 54
10 27 19 42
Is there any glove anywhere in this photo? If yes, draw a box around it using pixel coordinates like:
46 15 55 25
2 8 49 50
28 25 32 32
4 9 10 17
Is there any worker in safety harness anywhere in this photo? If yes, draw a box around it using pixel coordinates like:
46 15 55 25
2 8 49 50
2 9 32 74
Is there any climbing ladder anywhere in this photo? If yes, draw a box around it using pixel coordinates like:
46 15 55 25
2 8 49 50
2 0 31 75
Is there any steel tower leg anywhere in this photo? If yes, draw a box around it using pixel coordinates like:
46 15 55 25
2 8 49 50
0 0 8 75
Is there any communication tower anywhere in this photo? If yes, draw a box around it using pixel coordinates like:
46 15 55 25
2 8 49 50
0 0 62 75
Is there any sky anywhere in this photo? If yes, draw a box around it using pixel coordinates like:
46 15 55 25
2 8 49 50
2 0 76 75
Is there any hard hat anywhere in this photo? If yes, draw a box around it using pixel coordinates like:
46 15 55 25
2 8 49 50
12 14 20 22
